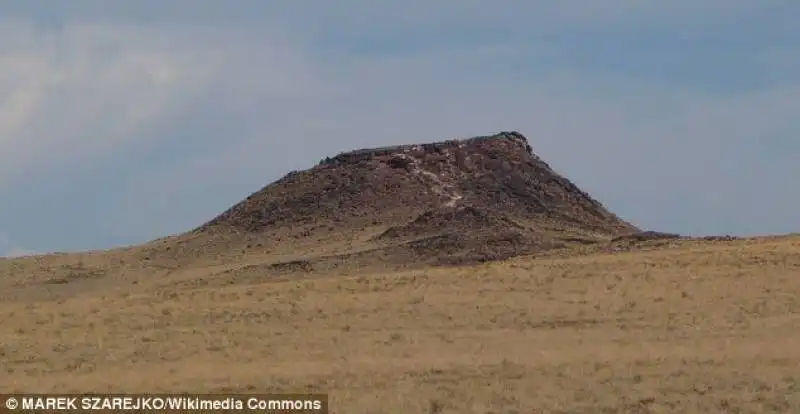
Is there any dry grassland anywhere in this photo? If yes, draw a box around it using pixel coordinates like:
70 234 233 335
1 236 799 413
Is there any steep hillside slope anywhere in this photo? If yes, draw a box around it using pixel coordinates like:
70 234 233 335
183 131 638 266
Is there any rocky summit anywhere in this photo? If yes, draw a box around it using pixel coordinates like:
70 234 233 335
192 131 640 266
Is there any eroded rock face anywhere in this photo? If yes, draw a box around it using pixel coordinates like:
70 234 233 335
195 131 638 263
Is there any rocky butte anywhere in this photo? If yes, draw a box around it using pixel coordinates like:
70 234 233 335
176 131 643 267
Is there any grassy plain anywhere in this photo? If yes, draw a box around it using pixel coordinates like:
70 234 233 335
1 235 799 413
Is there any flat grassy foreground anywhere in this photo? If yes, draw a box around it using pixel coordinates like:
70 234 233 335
1 236 799 413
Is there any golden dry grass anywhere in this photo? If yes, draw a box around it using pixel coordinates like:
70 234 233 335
1 235 800 413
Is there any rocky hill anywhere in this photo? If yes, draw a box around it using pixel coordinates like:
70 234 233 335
185 131 639 266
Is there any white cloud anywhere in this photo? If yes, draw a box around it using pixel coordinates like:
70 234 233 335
0 22 315 186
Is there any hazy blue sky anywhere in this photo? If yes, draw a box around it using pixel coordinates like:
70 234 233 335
1 1 799 256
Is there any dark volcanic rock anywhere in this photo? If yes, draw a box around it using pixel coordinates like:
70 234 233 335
375 206 524 241
199 131 635 232
193 131 639 264
612 231 682 243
